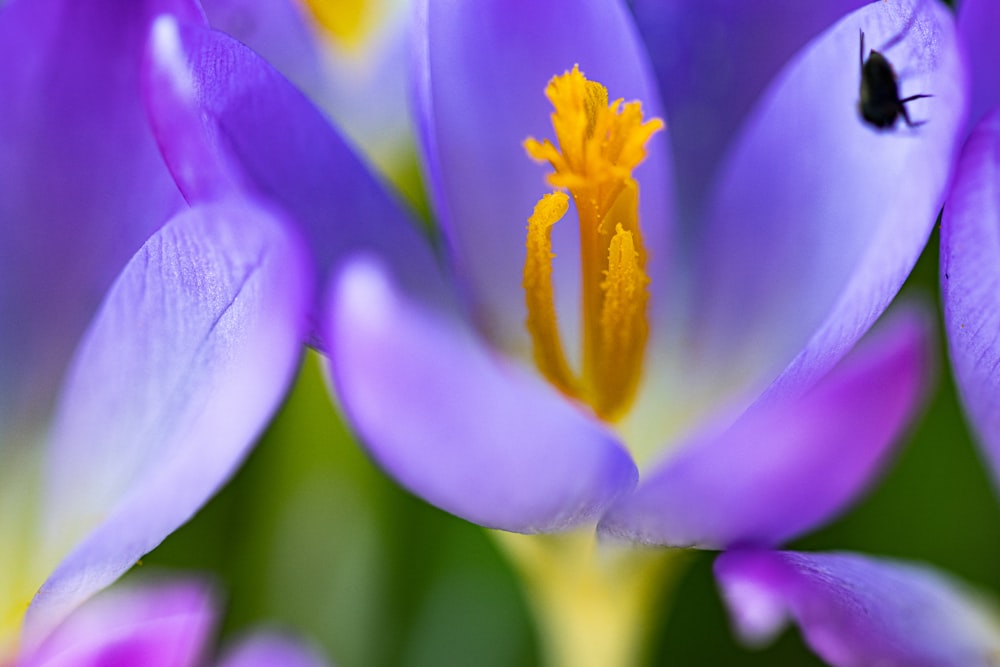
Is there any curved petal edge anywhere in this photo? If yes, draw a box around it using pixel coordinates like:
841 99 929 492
26 199 313 642
599 306 932 548
324 256 638 533
715 549 1000 667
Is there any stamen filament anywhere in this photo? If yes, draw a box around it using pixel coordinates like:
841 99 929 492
524 192 578 396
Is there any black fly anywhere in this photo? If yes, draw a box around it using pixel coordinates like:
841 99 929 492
858 30 931 129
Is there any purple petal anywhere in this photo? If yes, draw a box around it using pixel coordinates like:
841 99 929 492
598 307 931 548
941 109 1000 493
631 0 866 218
0 0 201 429
691 0 966 400
413 0 674 350
958 0 1000 132
715 549 1000 667
143 16 449 338
20 579 215 667
324 256 638 533
26 200 312 641
217 633 328 667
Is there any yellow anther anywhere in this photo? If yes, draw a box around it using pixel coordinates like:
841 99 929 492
522 66 661 420
597 223 649 419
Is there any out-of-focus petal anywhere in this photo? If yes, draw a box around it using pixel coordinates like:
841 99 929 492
942 108 1000 492
715 549 1000 667
306 0 415 191
217 633 328 667
26 200 312 641
691 0 965 402
20 579 215 667
200 0 328 102
631 0 865 218
958 0 1000 132
143 16 450 341
324 256 638 533
414 0 674 351
202 0 415 187
598 307 931 549
0 0 201 428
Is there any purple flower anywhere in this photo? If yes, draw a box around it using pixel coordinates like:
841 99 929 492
140 0 977 662
145 0 963 537
17 577 328 667
0 0 312 655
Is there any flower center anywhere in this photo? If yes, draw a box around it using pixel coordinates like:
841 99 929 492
523 66 663 421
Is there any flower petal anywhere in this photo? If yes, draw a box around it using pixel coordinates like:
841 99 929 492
217 633 328 667
0 0 201 429
143 15 447 338
413 0 674 350
958 0 1000 132
691 0 965 401
715 549 1000 667
942 108 1000 493
631 0 865 218
20 579 215 667
324 256 638 533
598 307 931 548
26 200 312 641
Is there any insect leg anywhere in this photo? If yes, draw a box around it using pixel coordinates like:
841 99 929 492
899 104 927 128
859 29 865 74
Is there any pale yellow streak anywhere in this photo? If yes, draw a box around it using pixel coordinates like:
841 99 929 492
0 442 49 662
495 529 689 667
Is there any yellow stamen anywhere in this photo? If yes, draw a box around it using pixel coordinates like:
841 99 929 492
522 66 662 420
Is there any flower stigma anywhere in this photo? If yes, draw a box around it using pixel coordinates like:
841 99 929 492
523 65 663 421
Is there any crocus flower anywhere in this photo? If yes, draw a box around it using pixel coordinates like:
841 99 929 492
0 0 311 657
17 576 328 667
141 0 969 662
145 0 963 534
